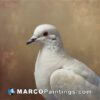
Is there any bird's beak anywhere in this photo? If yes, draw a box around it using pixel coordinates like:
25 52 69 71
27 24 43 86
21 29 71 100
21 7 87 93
26 36 37 45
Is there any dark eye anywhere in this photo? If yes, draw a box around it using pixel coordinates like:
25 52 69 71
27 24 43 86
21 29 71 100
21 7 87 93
43 32 48 36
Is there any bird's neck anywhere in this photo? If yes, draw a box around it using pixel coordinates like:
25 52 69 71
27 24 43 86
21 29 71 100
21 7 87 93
42 40 64 53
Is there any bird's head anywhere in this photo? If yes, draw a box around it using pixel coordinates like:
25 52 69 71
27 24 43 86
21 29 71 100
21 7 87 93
27 24 62 46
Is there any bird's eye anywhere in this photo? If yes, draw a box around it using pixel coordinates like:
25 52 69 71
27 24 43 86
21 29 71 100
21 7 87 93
43 32 48 36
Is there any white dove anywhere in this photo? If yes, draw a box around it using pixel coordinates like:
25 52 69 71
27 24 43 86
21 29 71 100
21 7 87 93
27 24 100 100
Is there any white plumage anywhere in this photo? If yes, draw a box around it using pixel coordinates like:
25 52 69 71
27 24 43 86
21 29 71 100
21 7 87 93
27 24 100 100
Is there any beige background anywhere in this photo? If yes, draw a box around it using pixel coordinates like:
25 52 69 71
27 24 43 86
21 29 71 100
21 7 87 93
0 0 100 100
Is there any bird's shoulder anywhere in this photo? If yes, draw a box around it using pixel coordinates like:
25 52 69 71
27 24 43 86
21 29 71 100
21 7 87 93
50 58 100 87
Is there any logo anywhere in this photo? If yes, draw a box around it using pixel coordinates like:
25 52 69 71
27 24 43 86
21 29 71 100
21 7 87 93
7 88 15 95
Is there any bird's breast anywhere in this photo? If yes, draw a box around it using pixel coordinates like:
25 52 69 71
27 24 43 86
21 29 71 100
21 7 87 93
34 49 67 90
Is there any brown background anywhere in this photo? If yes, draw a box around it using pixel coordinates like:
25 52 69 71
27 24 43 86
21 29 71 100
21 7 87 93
0 0 100 100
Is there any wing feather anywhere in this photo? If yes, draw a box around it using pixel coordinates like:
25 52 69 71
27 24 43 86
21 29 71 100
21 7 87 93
50 68 100 100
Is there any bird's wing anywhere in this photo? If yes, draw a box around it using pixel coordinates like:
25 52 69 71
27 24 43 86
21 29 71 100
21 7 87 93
50 59 100 100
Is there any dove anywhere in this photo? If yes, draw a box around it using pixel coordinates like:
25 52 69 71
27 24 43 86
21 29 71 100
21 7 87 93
27 24 100 100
